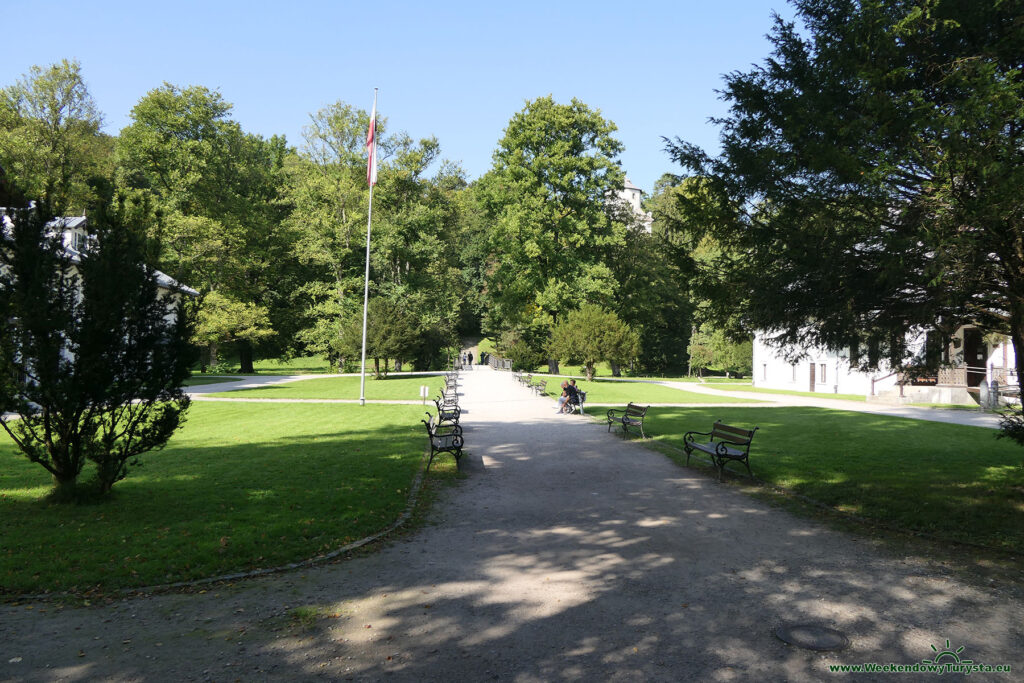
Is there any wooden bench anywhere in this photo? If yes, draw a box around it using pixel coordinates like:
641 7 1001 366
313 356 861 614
568 390 587 415
433 398 460 424
531 379 547 396
684 421 759 481
422 412 463 471
607 402 649 438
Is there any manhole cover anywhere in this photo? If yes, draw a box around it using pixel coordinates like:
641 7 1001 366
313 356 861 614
775 623 849 651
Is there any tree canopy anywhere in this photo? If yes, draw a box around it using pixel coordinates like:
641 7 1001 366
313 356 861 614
480 96 629 372
667 0 1024 383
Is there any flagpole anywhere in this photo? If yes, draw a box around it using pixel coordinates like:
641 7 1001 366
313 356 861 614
359 88 378 407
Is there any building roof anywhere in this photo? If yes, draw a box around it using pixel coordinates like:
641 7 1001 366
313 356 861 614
2 211 198 296
623 177 642 192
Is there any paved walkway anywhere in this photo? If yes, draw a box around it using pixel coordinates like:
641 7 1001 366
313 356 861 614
2 367 1021 681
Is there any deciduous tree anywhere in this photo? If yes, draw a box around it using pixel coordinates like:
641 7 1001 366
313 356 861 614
482 96 627 372
0 59 109 214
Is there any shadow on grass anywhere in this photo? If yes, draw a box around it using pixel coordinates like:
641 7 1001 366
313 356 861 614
0 405 457 594
643 406 1024 553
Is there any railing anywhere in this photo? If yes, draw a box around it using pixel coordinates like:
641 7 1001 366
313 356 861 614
487 354 512 371
870 371 902 397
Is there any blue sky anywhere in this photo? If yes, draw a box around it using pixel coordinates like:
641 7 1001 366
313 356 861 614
2 0 795 193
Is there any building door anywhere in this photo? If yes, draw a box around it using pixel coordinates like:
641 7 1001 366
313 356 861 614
809 362 816 392
963 327 986 387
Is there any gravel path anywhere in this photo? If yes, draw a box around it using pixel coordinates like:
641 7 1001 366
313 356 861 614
2 367 1022 681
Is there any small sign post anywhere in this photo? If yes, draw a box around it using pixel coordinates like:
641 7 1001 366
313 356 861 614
420 385 429 406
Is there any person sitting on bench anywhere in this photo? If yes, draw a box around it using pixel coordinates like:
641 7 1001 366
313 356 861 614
558 381 579 414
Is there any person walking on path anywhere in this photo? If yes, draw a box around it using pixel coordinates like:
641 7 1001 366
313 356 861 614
467 351 474 369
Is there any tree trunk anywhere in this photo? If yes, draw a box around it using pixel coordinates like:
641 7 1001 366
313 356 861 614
238 341 254 374
208 341 219 369
610 361 621 377
50 472 78 502
395 359 403 372
548 358 560 374
1011 321 1024 397
586 362 595 381
373 357 381 379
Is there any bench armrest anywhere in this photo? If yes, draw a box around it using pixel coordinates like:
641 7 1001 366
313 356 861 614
684 430 712 444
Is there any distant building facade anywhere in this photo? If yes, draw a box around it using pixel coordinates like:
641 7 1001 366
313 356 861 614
753 325 1017 403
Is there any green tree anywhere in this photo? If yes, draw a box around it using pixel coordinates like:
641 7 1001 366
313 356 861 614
548 304 639 380
0 197 195 500
116 84 289 371
687 323 752 378
667 0 1024 384
286 101 463 370
193 291 275 369
481 96 627 372
0 59 110 214
686 324 716 378
339 298 420 378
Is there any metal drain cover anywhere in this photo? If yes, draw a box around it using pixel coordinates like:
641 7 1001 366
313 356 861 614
775 623 849 651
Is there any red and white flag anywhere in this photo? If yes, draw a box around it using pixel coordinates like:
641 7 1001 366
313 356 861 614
366 95 377 187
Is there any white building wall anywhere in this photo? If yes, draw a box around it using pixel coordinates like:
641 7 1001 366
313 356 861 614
753 335 897 396
754 328 1017 398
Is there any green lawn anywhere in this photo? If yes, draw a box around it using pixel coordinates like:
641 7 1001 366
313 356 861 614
0 402 445 594
646 406 1024 553
210 375 447 400
537 378 763 404
184 376 241 387
709 385 867 402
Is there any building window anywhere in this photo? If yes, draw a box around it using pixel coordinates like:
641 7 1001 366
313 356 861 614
762 363 767 381
819 363 827 384
791 364 797 382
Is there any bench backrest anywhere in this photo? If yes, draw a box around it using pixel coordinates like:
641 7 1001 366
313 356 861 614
422 412 437 433
625 402 648 417
711 421 757 445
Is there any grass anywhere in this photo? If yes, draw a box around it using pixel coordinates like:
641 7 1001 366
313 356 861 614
709 385 867 402
209 375 448 401
477 338 496 355
184 376 240 387
0 402 453 594
644 406 1024 554
537 378 763 404
251 355 333 374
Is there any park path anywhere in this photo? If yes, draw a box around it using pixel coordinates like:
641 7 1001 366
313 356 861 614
2 366 1023 681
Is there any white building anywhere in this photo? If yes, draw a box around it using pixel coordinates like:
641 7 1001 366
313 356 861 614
753 325 1017 403
2 211 197 300
615 177 653 232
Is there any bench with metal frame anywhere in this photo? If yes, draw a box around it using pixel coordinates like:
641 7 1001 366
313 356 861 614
422 412 464 471
606 402 649 438
683 420 759 482
568 390 587 415
433 397 460 424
